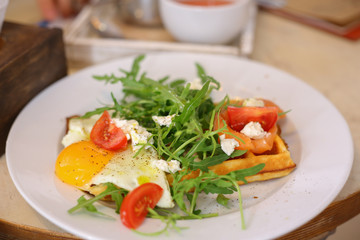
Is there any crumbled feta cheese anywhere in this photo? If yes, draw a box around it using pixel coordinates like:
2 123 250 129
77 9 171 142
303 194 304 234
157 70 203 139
189 77 203 90
152 159 181 173
220 134 239 156
168 160 181 173
152 159 169 172
240 121 268 139
242 98 265 107
152 114 175 127
113 119 154 151
189 77 221 90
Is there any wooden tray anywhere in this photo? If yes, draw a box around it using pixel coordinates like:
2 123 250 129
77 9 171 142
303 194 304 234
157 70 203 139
63 2 254 66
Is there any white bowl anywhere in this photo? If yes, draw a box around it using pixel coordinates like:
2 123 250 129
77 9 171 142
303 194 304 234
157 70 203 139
159 0 252 45
0 0 9 33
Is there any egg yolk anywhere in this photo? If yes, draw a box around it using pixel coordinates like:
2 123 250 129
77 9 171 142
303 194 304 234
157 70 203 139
55 141 114 187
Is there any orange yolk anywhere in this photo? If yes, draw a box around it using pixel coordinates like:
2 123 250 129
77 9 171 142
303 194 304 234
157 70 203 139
55 141 114 187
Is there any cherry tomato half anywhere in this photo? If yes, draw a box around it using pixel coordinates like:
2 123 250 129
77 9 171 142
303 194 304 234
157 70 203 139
260 98 286 119
227 106 278 132
90 111 127 151
120 183 163 229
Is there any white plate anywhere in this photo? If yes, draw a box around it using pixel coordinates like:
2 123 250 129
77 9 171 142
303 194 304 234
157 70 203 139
6 52 353 240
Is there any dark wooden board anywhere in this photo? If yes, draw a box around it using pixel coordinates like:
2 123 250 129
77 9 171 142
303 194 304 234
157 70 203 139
0 22 67 155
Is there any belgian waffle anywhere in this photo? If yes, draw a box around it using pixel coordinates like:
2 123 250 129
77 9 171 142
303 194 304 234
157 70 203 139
168 134 296 185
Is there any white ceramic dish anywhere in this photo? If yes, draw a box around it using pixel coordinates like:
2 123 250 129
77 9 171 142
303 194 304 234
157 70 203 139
159 0 251 44
0 0 9 32
6 52 353 240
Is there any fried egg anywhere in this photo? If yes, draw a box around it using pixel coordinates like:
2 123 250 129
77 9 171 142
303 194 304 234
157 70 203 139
55 116 174 208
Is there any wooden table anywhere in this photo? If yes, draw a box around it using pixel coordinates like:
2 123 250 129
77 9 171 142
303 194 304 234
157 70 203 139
1 2 360 239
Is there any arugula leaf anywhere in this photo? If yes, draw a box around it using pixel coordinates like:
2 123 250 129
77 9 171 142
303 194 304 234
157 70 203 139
77 196 97 212
216 194 230 208
93 73 121 84
227 163 266 184
202 183 234 194
68 183 127 216
231 149 248 158
81 106 113 119
196 63 220 90
177 80 210 124
279 109 292 117
189 153 229 172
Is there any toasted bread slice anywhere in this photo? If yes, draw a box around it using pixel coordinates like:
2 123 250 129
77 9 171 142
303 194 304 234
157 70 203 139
167 134 296 185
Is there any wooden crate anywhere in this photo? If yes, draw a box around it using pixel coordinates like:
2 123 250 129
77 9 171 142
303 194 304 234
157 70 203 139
0 22 67 155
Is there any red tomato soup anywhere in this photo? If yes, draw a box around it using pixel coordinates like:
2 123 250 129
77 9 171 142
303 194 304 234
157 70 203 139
175 0 233 7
